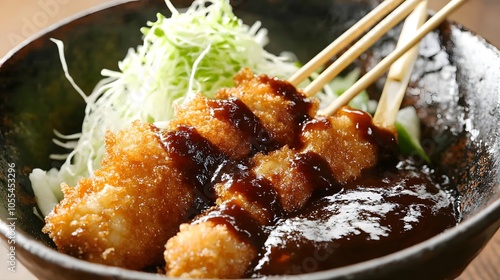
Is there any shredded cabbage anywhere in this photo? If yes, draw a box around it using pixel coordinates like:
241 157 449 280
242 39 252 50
30 0 310 217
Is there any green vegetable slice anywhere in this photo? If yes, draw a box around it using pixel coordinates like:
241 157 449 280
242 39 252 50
395 106 430 163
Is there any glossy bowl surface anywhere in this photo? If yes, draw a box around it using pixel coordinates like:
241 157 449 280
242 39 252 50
1 0 499 279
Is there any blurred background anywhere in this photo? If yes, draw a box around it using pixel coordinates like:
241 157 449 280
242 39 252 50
1 0 499 279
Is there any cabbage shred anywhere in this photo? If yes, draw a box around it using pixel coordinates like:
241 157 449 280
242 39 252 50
30 0 301 217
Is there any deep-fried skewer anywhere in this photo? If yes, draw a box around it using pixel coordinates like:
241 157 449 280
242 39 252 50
43 69 317 270
164 107 396 278
164 1 466 278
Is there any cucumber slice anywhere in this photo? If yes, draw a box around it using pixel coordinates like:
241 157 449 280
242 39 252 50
395 106 430 163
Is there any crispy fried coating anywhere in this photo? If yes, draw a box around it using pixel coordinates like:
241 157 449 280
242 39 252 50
170 69 317 159
164 107 381 279
252 108 378 213
300 108 378 184
215 180 276 225
44 69 318 271
215 68 318 147
252 146 314 213
165 219 256 279
43 121 194 270
166 180 267 278
169 94 253 159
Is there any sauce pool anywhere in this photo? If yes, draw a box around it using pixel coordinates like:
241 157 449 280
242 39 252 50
250 160 458 276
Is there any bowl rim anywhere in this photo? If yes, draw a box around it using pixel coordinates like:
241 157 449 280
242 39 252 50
1 201 498 279
1 0 499 278
0 0 141 65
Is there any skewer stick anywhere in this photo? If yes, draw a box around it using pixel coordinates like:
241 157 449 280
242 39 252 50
373 0 428 132
302 0 423 97
318 0 468 117
287 0 404 87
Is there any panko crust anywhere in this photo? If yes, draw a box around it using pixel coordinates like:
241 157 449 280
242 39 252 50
162 107 381 279
301 108 378 184
165 221 256 279
43 121 194 270
252 146 314 213
170 68 318 160
169 94 252 160
216 68 319 147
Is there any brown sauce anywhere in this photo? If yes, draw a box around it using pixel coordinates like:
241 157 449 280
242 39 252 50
338 107 399 163
250 160 458 276
156 89 457 277
158 125 233 212
301 117 332 131
207 98 279 155
292 151 342 195
262 75 315 148
156 82 314 214
221 170 284 223
196 202 267 248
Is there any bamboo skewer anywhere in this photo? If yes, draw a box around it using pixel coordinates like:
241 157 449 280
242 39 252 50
373 0 428 132
301 0 424 97
318 0 468 117
287 0 404 87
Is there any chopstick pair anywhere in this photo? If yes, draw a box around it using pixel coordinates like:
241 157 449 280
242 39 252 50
291 0 467 131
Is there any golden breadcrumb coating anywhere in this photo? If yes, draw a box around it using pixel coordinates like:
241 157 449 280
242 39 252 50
216 68 318 146
214 184 273 225
43 121 194 270
253 108 378 213
44 69 318 272
170 69 317 159
300 108 378 184
169 94 253 160
165 220 256 279
252 146 314 213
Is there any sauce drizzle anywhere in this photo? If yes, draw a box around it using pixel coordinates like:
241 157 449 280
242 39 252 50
207 98 279 155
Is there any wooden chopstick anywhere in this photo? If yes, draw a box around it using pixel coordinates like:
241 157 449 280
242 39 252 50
318 0 468 117
287 0 404 87
373 0 428 131
302 0 424 97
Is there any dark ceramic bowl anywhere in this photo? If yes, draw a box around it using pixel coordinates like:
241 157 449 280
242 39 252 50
1 0 499 279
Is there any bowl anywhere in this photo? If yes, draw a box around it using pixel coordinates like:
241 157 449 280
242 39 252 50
1 0 499 279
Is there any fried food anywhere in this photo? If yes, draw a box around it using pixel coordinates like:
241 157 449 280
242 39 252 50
44 69 318 270
298 108 383 184
164 107 392 278
165 204 257 279
255 108 382 212
43 121 194 270
216 68 318 148
171 68 318 159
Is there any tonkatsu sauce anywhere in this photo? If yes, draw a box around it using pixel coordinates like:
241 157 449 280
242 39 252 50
263 75 316 148
207 98 280 155
292 151 342 195
156 87 456 278
196 202 267 248
251 160 458 276
220 170 284 223
155 79 317 214
158 126 233 211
